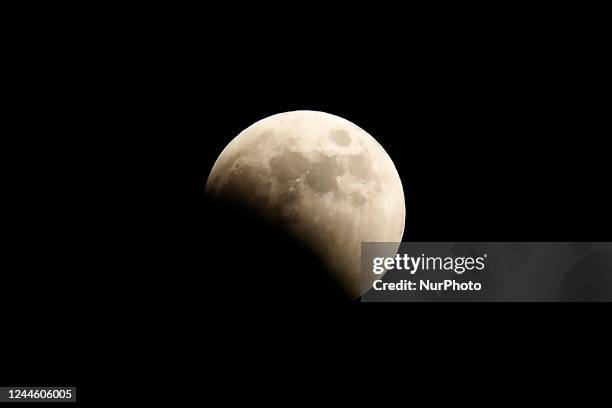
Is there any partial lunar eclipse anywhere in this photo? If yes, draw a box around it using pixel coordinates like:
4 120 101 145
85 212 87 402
206 111 405 298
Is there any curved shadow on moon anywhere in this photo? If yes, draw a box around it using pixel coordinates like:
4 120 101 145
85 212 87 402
203 194 351 304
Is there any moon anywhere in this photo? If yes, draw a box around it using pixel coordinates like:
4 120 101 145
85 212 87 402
206 111 405 299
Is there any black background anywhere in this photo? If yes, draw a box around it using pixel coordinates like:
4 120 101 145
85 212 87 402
3 6 610 405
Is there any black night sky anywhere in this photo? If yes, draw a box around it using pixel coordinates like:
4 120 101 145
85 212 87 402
3 9 610 403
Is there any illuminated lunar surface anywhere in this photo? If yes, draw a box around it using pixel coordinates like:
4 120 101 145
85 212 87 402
206 111 405 298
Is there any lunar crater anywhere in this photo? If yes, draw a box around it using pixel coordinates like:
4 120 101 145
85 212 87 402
305 155 343 194
329 129 352 146
269 150 309 182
